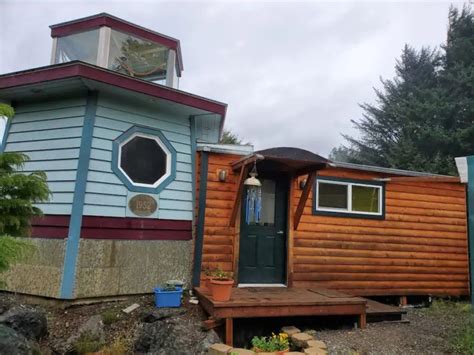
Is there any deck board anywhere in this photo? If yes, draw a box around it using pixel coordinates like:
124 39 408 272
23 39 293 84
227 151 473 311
195 287 367 318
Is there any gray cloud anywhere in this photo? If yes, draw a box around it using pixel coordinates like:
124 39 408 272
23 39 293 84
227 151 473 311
0 0 459 156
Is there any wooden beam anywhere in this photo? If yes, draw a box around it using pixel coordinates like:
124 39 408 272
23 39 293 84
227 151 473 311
358 312 367 329
294 171 317 230
231 154 264 171
225 318 233 346
375 176 461 183
229 163 252 227
287 176 295 287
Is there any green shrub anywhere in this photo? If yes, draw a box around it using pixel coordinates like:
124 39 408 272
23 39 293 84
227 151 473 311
101 309 121 325
73 332 104 354
452 318 474 354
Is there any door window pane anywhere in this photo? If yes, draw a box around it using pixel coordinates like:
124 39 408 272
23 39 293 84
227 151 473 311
259 179 275 226
352 185 380 213
318 182 348 209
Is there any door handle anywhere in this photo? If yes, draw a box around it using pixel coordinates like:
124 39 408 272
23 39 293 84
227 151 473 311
277 230 284 235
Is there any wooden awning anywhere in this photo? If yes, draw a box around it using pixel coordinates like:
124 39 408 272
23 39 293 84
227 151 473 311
229 147 329 228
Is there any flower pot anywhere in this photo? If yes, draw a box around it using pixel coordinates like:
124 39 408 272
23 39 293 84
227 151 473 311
210 278 233 301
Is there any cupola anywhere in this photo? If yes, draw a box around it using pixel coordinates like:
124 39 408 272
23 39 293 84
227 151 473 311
50 13 183 88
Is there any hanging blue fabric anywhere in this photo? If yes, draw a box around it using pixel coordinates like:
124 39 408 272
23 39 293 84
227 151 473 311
245 186 262 224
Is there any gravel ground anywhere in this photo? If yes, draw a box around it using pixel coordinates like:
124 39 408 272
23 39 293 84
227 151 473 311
316 303 471 355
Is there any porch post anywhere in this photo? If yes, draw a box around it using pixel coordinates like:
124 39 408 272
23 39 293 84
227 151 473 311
467 156 474 305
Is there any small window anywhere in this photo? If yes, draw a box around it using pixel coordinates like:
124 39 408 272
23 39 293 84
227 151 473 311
314 178 384 218
120 136 167 185
112 127 177 193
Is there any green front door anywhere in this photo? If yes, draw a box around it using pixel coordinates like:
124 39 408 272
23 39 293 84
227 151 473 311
238 177 288 284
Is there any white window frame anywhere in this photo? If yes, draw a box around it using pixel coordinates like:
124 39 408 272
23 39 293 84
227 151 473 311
118 132 172 188
315 179 383 216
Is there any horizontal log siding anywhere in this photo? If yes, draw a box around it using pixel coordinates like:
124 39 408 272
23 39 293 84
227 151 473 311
293 167 469 296
4 97 87 215
198 153 239 273
83 93 193 220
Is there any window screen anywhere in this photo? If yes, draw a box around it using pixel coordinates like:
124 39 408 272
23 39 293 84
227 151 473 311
318 182 348 209
352 185 380 213
120 136 167 185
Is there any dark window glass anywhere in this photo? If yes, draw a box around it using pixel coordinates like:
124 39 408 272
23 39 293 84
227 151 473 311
120 136 167 185
318 182 348 209
352 185 380 213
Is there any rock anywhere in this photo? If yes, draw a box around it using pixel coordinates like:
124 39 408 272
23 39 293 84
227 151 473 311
227 349 254 355
306 340 327 349
304 347 328 355
141 308 187 323
0 324 31 355
208 343 232 355
59 315 105 354
0 306 47 340
281 325 301 336
134 316 221 354
291 332 314 348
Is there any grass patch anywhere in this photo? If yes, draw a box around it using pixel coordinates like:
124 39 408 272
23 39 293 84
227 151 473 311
101 309 121 325
426 298 474 354
99 337 129 355
452 319 474 355
73 331 105 354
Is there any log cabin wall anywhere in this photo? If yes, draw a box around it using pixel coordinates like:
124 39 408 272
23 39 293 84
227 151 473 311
293 167 469 297
197 152 469 297
197 152 240 276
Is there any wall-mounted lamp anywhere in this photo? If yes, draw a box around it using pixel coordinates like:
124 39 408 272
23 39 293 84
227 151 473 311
299 179 307 190
218 169 228 182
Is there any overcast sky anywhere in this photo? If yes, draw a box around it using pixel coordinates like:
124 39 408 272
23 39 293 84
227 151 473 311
0 0 463 156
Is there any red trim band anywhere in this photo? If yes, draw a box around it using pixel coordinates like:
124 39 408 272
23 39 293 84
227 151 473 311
0 62 227 118
31 215 192 240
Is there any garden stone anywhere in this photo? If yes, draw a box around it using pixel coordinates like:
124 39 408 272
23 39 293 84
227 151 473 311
227 349 254 355
306 340 327 349
0 324 31 355
291 332 314 348
134 316 220 354
141 308 187 323
0 306 47 340
304 347 328 355
207 343 232 355
281 326 301 336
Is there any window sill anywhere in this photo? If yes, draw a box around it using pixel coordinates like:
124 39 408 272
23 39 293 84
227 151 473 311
313 209 385 220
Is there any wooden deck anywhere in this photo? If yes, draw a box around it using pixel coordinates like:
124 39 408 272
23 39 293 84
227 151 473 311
195 287 368 345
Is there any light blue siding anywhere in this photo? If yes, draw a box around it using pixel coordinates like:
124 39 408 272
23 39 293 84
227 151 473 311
83 93 194 220
3 98 86 215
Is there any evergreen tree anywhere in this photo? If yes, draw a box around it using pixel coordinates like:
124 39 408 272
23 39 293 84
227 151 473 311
220 129 243 144
333 5 473 175
0 105 50 286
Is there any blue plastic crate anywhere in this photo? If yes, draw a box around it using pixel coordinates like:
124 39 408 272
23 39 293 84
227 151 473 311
154 286 183 308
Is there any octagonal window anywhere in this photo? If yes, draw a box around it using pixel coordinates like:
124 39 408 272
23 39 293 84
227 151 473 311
113 129 176 192
120 135 168 185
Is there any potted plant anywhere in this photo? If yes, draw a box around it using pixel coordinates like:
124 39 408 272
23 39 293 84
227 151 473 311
201 267 214 292
153 282 183 308
209 269 234 302
251 333 290 354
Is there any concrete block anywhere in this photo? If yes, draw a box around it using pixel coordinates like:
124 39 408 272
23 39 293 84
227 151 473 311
228 348 255 355
306 340 327 349
291 332 314 348
281 325 301 336
207 343 232 355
